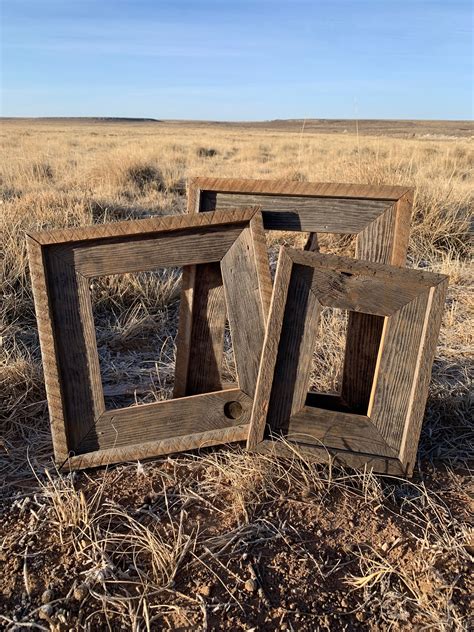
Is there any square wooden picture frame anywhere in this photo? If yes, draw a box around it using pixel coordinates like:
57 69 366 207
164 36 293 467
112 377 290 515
26 208 272 470
175 178 414 423
248 248 448 476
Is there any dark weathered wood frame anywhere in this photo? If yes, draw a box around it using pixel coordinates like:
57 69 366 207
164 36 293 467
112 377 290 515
26 208 272 470
247 248 448 476
175 178 414 417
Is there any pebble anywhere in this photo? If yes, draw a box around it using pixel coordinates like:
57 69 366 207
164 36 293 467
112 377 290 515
244 578 257 593
73 583 88 601
41 589 54 604
198 584 212 597
381 542 389 552
39 604 53 620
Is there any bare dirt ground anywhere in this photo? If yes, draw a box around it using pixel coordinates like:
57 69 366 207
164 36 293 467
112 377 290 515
1 119 473 630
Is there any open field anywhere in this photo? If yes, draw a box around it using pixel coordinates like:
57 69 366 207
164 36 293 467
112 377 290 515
1 119 473 630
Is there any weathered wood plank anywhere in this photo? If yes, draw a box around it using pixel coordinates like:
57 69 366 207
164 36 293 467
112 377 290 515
288 249 441 292
340 313 385 413
192 177 412 201
398 279 448 474
78 389 252 452
45 249 104 453
304 232 320 252
57 225 244 278
268 264 321 429
203 192 391 233
26 237 70 462
221 223 270 397
26 207 258 246
66 423 250 471
286 407 397 457
247 248 294 449
178 262 227 396
367 281 447 457
252 440 408 476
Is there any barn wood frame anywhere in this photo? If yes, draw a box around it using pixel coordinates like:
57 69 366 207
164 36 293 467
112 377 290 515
247 248 448 476
175 178 414 418
26 208 272 470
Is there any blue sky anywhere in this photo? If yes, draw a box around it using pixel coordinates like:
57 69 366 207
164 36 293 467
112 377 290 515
1 0 472 119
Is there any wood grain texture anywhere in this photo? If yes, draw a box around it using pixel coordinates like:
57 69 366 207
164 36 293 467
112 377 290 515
267 264 321 429
57 225 243 278
287 249 445 296
247 248 294 449
66 424 250 471
221 223 270 397
340 313 385 414
77 389 252 452
287 407 397 458
368 280 448 456
202 192 391 234
26 207 258 246
173 264 196 398
304 232 320 252
45 250 104 453
252 440 408 476
190 177 412 201
26 237 70 462
398 279 448 473
176 262 227 396
248 213 273 322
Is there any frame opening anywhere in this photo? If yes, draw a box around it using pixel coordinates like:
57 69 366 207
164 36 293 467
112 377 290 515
91 267 238 411
307 308 384 417
92 267 182 409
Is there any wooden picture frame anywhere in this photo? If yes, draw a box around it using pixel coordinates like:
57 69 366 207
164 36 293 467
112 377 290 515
175 178 414 421
26 208 272 470
247 248 448 476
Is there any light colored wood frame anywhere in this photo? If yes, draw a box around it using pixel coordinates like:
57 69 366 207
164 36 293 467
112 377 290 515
247 248 448 476
26 209 272 471
175 178 414 417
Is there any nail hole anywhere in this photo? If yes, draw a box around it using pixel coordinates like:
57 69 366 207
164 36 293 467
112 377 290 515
224 401 243 420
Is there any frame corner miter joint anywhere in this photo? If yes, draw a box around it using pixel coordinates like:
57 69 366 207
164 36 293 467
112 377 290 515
247 247 448 477
26 207 272 471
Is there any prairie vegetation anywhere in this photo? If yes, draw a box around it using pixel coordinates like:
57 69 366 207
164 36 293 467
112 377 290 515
1 119 473 630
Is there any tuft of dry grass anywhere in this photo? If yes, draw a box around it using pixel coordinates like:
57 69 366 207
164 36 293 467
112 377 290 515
1 119 473 630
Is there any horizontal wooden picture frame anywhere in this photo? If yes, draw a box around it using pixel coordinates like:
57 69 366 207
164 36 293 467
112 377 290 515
175 178 414 423
26 208 272 470
247 248 448 476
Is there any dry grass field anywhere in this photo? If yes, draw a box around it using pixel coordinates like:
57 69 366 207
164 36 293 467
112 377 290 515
1 118 473 630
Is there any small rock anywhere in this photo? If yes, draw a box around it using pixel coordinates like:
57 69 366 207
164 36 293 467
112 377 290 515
197 584 212 597
39 604 53 620
381 542 389 552
73 583 88 601
41 589 54 604
244 578 257 593
340 598 348 608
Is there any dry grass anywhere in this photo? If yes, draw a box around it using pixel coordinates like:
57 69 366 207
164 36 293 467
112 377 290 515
1 119 473 630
